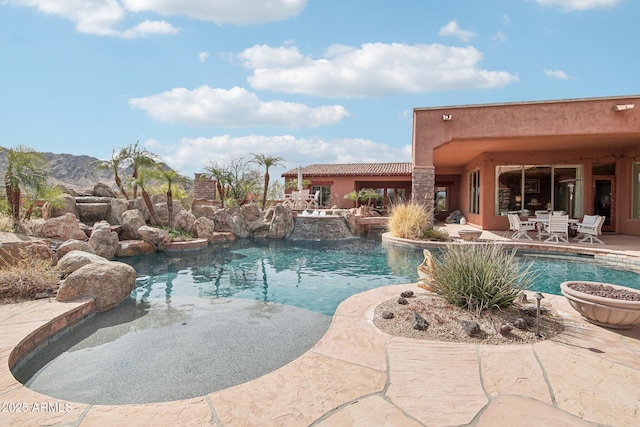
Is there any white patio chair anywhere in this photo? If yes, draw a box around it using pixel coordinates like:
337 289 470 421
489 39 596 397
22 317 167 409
576 215 605 244
543 215 569 243
508 213 535 240
535 212 550 239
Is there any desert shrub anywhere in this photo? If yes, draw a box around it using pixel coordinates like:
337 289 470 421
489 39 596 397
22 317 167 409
432 243 536 312
0 248 60 303
163 226 195 242
422 227 450 241
387 202 433 240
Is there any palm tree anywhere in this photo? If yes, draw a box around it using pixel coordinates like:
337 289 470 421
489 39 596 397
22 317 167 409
2 145 48 231
91 148 129 199
158 170 190 227
131 167 160 226
343 190 360 207
250 153 285 210
125 141 158 199
202 162 231 208
23 183 63 221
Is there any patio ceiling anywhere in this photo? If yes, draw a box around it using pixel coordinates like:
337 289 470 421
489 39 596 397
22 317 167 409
434 134 640 168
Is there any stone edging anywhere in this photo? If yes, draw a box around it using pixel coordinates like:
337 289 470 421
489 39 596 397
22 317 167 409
8 298 96 373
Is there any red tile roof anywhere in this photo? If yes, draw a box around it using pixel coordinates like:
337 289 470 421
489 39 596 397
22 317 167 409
282 163 412 177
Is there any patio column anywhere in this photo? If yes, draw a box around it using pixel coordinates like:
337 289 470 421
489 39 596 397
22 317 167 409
412 166 435 211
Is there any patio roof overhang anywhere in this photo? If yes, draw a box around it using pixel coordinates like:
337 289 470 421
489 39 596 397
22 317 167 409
433 133 640 168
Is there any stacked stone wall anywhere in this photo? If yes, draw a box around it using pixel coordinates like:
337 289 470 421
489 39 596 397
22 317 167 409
193 173 217 201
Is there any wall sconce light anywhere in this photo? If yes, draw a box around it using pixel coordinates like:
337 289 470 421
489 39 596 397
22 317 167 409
614 104 635 112
442 114 452 121
515 195 521 203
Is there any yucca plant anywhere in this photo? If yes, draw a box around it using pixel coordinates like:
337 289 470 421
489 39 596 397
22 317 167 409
433 243 536 312
387 202 433 240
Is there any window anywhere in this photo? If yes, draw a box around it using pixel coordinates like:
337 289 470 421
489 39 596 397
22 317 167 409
435 186 448 212
633 162 640 219
469 170 480 214
311 185 331 207
495 165 583 217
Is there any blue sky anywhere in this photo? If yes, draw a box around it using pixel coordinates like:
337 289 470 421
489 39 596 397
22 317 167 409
1 0 638 180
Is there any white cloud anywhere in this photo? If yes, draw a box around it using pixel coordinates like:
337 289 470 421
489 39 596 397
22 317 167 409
503 13 511 25
129 86 349 128
493 31 508 42
543 69 571 79
238 42 518 98
535 0 623 11
5 0 178 38
438 20 475 42
121 0 307 25
149 135 411 176
5 0 305 37
198 51 210 63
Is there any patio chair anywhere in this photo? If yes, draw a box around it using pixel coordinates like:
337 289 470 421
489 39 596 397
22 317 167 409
507 213 535 240
576 215 605 244
535 212 550 240
543 215 569 243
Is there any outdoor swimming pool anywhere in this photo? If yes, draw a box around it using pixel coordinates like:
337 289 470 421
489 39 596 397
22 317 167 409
15 236 640 404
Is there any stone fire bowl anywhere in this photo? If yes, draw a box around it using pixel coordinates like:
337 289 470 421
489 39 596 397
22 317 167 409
560 281 640 329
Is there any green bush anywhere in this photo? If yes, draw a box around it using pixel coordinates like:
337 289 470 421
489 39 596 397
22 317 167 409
433 243 536 312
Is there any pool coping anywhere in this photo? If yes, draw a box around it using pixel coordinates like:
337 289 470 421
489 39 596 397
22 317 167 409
2 235 640 425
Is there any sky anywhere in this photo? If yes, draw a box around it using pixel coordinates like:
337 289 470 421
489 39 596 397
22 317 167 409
1 0 639 182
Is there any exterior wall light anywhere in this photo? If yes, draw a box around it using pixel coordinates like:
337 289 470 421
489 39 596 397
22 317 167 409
442 114 452 120
614 104 635 112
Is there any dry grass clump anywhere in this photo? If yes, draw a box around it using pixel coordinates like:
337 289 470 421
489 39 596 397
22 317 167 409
387 202 433 240
0 249 61 303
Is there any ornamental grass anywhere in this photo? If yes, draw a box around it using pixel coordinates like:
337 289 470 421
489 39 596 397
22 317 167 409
432 243 536 312
387 202 433 240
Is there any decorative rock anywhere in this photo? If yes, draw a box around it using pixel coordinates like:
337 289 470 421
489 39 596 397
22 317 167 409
413 312 429 331
382 311 395 319
138 226 171 251
93 183 117 198
499 324 513 336
209 232 236 242
42 193 78 220
211 209 235 233
41 213 88 241
461 320 481 337
401 290 414 298
193 204 216 221
116 240 156 257
267 205 294 239
108 198 129 225
241 203 262 223
120 209 145 240
513 318 528 330
153 201 185 226
88 221 119 260
56 250 110 276
173 210 196 233
56 239 96 260
56 261 136 312
0 235 54 268
76 202 111 225
417 249 438 291
522 305 548 317
397 297 409 305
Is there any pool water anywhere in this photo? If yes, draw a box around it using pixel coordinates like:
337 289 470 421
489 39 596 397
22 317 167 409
126 237 640 316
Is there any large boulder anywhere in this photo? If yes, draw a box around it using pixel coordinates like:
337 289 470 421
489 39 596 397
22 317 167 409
193 204 216 220
120 209 145 240
153 201 185 227
88 221 119 260
76 202 110 225
173 210 196 233
138 226 171 251
116 240 156 257
0 233 55 268
108 198 129 225
42 193 78 220
56 249 110 276
241 204 262 223
194 217 235 243
267 205 295 239
211 209 235 233
56 261 136 312
93 183 117 198
56 239 96 260
40 213 88 241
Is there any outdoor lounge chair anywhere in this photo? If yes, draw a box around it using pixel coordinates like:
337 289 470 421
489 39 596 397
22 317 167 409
507 213 535 240
543 215 569 243
575 215 605 244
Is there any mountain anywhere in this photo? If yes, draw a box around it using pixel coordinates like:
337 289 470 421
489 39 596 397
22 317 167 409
0 148 188 192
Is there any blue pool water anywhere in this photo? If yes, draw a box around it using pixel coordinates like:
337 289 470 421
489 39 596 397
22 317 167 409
124 236 640 316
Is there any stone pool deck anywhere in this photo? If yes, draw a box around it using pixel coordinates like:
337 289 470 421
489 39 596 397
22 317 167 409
1 282 639 426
